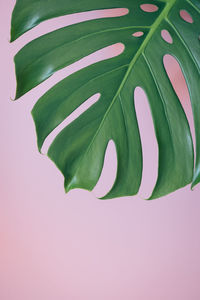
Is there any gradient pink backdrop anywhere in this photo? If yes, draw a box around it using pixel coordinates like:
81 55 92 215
1 1 200 299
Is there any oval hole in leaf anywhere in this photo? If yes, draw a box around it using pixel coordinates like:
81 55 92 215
93 140 117 198
134 87 158 199
132 31 144 37
161 29 173 44
180 10 193 23
41 93 101 154
163 54 195 147
140 4 159 12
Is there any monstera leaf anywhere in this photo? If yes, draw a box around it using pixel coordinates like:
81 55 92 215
11 0 200 199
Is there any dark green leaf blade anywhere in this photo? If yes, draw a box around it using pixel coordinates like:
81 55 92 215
11 0 200 199
11 0 163 41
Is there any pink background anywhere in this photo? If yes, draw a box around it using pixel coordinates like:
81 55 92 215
1 1 200 299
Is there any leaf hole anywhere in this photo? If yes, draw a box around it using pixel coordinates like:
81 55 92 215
161 29 173 44
134 87 158 199
95 8 129 18
163 54 195 145
140 4 159 12
41 93 101 154
180 10 193 23
93 140 117 198
132 31 144 37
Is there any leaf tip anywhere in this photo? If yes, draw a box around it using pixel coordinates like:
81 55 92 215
10 96 16 102
191 173 200 190
64 176 78 194
191 181 196 191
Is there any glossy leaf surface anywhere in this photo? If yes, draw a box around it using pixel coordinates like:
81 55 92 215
11 0 200 199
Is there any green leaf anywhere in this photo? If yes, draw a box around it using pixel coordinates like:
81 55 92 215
11 0 200 199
